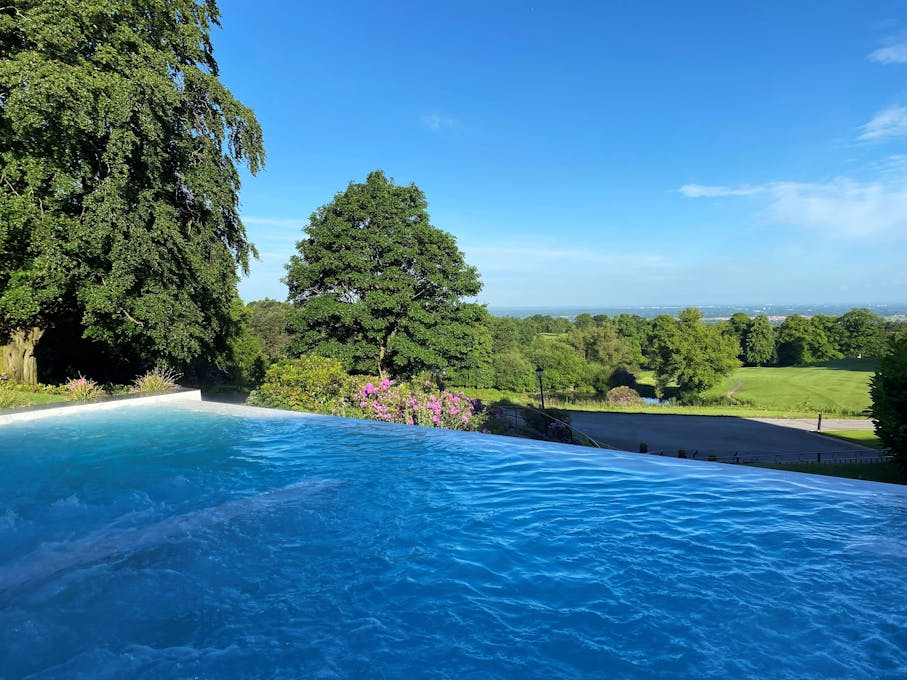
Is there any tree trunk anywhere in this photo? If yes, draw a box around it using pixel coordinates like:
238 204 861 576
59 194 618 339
0 327 45 386
377 328 396 380
377 343 388 380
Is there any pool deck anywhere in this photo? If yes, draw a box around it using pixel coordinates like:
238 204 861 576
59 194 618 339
0 389 202 425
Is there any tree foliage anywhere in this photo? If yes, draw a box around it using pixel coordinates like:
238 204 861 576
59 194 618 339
491 351 536 392
247 298 293 361
529 337 589 390
284 171 483 378
870 333 907 464
445 319 495 389
249 355 350 413
776 315 841 365
647 308 740 400
0 0 263 380
836 308 884 358
566 322 632 369
743 314 775 366
724 312 752 361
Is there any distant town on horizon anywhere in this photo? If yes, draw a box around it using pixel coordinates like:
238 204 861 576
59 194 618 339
487 303 907 321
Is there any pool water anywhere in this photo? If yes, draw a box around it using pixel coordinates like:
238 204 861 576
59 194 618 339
1 402 905 678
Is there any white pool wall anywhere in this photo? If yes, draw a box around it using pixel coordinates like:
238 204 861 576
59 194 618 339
0 390 202 425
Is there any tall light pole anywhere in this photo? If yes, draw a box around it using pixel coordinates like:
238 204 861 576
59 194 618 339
536 366 545 410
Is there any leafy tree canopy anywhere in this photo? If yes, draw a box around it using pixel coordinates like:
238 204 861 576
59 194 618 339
743 313 775 366
776 315 841 365
870 333 907 464
284 171 483 378
492 351 536 392
0 0 263 380
247 298 293 361
529 337 590 391
647 308 740 400
836 308 884 358
566 322 633 369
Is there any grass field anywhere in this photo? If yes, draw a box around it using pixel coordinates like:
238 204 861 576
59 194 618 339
466 359 876 419
0 388 67 409
703 358 875 416
818 429 883 450
752 461 905 485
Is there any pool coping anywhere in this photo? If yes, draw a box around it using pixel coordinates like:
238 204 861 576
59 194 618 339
0 389 202 425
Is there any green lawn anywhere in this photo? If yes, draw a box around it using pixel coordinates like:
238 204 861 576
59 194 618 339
752 461 905 485
0 388 67 409
465 359 876 419
818 429 883 450
702 359 875 415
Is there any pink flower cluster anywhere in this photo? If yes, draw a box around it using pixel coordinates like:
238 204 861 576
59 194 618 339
357 379 477 430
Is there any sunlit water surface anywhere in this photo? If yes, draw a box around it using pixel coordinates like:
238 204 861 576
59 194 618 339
1 403 905 678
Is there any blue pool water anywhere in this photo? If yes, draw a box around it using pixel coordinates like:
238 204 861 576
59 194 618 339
1 403 906 678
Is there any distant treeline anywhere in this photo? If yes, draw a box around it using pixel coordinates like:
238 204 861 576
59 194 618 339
244 302 902 403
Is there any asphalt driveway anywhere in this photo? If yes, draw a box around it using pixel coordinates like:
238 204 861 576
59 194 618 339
566 412 878 462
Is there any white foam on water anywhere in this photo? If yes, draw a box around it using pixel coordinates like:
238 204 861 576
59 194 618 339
0 478 342 598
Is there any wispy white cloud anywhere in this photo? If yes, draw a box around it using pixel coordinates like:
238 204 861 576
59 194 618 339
420 113 458 131
462 243 670 274
678 184 765 198
766 178 907 238
680 178 907 239
869 43 907 64
858 106 907 141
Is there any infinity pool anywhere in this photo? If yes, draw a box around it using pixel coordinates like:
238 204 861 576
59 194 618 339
1 402 905 678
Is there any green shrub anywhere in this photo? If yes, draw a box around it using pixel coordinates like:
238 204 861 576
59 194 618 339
248 355 350 413
870 334 907 464
132 366 182 393
604 386 643 405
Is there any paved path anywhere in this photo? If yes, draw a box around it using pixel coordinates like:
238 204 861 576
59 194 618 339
566 412 880 463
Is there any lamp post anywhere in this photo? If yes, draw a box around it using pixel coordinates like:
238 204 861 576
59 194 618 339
536 366 546 410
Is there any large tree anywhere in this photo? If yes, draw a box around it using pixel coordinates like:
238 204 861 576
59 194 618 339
647 308 740 400
836 308 884 358
285 171 483 379
742 313 775 366
0 1 263 383
724 312 752 361
776 315 841 365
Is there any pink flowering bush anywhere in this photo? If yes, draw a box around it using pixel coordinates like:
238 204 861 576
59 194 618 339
64 375 106 401
357 378 481 430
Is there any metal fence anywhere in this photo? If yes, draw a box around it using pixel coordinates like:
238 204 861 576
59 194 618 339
497 405 611 449
493 406 888 465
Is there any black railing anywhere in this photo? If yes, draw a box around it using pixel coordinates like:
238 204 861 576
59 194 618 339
491 405 886 464
499 405 612 450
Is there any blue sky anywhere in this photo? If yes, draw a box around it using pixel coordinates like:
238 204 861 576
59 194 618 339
215 1 907 307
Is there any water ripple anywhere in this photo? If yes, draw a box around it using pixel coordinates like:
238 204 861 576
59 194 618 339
0 403 906 678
